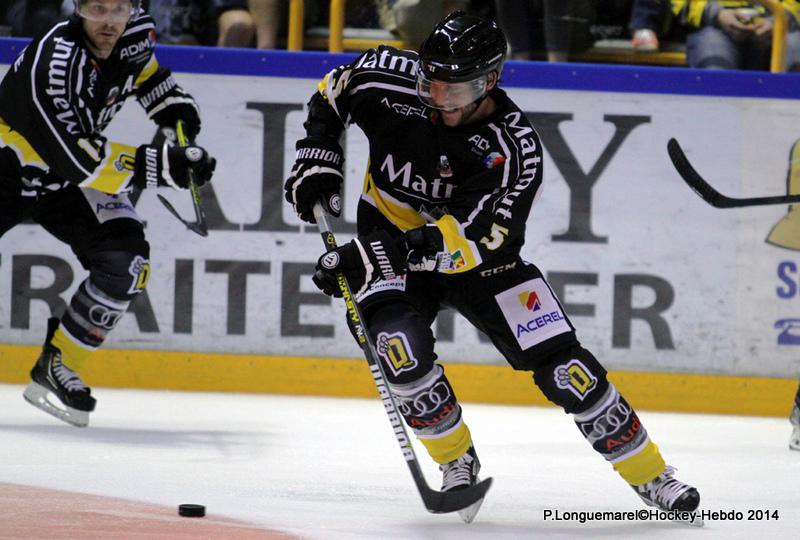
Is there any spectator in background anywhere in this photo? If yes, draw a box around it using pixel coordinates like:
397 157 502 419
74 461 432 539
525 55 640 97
494 0 595 62
630 0 669 51
672 0 800 71
374 0 470 49
1 0 67 37
145 0 256 47
492 1 543 60
249 0 284 49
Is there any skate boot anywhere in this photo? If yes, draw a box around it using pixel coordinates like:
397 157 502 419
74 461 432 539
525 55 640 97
633 465 702 526
790 404 800 451
22 318 96 427
440 444 484 523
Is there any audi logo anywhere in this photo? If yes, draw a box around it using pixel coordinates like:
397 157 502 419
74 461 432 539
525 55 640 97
579 398 632 443
88 305 123 329
397 381 452 417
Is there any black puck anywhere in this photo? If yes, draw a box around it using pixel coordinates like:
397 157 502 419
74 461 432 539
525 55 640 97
178 504 206 517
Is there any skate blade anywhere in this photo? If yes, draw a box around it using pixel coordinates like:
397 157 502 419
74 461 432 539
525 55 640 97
685 516 704 527
456 476 487 524
790 427 800 451
23 382 89 428
457 496 485 524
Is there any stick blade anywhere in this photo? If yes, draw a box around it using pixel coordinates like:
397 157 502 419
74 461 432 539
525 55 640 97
157 193 208 237
421 476 493 515
667 138 734 208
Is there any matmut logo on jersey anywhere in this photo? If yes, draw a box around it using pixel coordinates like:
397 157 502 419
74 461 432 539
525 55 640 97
496 278 571 350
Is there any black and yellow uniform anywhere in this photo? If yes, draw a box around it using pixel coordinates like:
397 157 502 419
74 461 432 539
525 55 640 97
0 10 201 423
305 45 667 487
0 12 193 195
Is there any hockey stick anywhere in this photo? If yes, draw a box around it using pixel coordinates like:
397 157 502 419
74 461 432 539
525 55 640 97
313 201 493 515
156 121 209 236
667 138 800 208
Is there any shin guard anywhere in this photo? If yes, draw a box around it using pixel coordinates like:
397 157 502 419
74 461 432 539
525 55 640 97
390 364 471 464
573 384 665 486
56 278 131 370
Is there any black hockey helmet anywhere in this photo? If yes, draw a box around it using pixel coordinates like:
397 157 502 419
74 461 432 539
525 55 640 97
416 12 507 110
75 0 142 23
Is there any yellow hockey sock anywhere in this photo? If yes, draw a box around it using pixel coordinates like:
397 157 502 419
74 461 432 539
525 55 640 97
50 327 93 372
418 422 472 465
613 439 666 486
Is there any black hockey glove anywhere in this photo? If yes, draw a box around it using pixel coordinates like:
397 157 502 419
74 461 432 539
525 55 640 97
138 68 202 140
284 136 344 223
404 224 449 272
313 230 406 297
133 143 216 191
152 96 202 141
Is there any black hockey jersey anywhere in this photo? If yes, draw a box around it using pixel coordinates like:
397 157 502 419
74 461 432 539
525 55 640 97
0 13 172 194
313 45 543 275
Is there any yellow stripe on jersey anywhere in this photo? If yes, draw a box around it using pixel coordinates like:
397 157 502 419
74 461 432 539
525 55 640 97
317 71 331 97
318 68 351 101
51 327 94 372
612 439 666 486
363 170 427 231
78 142 137 194
0 117 47 169
135 55 159 87
418 421 472 465
435 215 482 274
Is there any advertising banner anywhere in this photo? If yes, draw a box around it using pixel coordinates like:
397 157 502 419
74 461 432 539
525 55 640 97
1 46 798 379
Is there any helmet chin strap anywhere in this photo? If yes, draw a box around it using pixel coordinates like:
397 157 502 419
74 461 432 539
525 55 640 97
457 91 490 121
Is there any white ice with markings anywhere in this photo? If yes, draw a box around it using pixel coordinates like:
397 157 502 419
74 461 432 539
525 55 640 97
0 384 797 539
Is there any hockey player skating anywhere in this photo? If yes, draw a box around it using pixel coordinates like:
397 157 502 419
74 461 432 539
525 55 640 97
285 11 702 524
0 0 216 427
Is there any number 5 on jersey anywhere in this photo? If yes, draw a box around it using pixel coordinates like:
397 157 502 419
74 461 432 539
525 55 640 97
481 223 508 250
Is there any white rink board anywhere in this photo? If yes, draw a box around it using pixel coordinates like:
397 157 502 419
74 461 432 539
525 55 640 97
0 62 798 378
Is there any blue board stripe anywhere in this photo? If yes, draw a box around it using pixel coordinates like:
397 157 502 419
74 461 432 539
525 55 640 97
2 37 799 100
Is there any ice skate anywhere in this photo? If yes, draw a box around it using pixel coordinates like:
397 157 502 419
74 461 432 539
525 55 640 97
790 404 800 451
633 465 702 526
440 445 485 523
22 319 96 427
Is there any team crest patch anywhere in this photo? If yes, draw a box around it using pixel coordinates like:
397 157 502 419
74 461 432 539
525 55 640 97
377 331 418 377
554 359 598 400
127 256 151 294
114 153 136 172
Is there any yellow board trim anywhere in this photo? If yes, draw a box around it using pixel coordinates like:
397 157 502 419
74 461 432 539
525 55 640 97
0 344 795 417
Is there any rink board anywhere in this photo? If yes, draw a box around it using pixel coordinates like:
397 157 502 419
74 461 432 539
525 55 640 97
0 41 798 413
0 344 796 417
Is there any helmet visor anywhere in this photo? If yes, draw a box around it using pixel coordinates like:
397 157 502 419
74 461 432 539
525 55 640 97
77 1 138 24
416 70 488 111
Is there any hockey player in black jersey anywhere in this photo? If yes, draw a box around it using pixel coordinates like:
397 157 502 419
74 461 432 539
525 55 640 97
285 12 703 524
0 0 216 427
